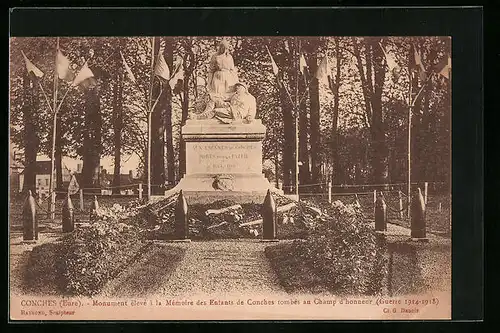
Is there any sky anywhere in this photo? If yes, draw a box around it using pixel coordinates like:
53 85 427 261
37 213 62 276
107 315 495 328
10 139 140 176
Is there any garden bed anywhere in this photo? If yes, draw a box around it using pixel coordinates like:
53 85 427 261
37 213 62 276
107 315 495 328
22 200 162 297
265 200 388 296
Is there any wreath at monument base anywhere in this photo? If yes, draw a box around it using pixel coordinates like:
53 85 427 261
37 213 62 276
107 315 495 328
212 174 235 191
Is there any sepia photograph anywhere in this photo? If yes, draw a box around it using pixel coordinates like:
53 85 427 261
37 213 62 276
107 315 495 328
9 34 453 320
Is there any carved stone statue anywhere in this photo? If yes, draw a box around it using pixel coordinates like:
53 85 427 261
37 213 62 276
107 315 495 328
189 40 257 124
207 40 238 99
194 82 256 124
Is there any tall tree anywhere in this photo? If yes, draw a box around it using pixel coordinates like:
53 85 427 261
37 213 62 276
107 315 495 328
164 37 176 186
305 39 321 186
112 38 125 194
55 116 63 191
330 38 342 185
151 37 165 195
81 84 102 193
178 38 195 180
22 72 38 195
298 84 310 187
353 37 388 184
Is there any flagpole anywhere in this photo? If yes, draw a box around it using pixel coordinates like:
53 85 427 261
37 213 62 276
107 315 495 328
38 81 54 114
407 71 412 219
48 37 59 220
147 37 155 201
54 59 90 114
295 38 300 199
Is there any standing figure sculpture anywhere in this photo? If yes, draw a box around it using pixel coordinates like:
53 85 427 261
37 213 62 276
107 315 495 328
207 40 238 98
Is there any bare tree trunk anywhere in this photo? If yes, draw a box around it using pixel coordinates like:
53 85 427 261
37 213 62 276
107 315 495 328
178 72 189 181
55 116 63 192
331 38 342 185
178 40 195 181
299 78 310 187
112 42 124 195
353 37 387 184
151 36 165 195
417 43 436 182
82 87 101 194
280 78 294 194
164 37 175 186
22 73 38 195
308 53 320 186
370 38 388 184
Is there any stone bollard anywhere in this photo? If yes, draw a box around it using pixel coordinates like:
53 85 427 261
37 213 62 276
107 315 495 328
90 195 99 221
410 188 427 240
62 194 75 233
375 194 387 232
261 189 278 241
23 190 38 241
174 190 189 240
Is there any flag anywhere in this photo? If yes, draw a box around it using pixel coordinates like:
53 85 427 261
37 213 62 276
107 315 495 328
120 51 136 84
169 59 184 91
21 51 44 78
154 50 170 81
413 45 426 81
72 62 94 87
299 54 308 75
67 173 80 195
379 42 400 80
379 42 399 72
315 56 331 84
56 50 74 82
435 55 451 80
266 46 279 76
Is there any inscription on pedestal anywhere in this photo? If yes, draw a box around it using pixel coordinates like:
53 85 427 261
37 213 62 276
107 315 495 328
186 142 262 174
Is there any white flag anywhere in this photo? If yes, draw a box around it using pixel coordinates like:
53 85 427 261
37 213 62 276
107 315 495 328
154 51 171 81
57 50 73 82
21 51 44 78
169 59 183 90
120 51 136 84
379 42 399 72
299 54 308 75
266 46 279 76
72 62 94 87
315 56 331 84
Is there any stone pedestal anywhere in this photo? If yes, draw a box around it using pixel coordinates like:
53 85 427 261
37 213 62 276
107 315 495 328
166 119 281 204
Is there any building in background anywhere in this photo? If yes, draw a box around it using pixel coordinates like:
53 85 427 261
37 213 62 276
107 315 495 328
98 166 140 195
9 151 24 195
18 160 72 199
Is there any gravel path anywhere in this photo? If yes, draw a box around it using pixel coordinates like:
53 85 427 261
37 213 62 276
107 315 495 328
158 240 288 298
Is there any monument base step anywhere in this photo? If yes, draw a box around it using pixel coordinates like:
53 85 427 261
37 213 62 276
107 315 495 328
176 191 272 205
160 173 283 204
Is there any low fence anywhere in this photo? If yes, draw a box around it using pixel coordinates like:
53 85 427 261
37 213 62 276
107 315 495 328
296 181 450 234
10 180 450 233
